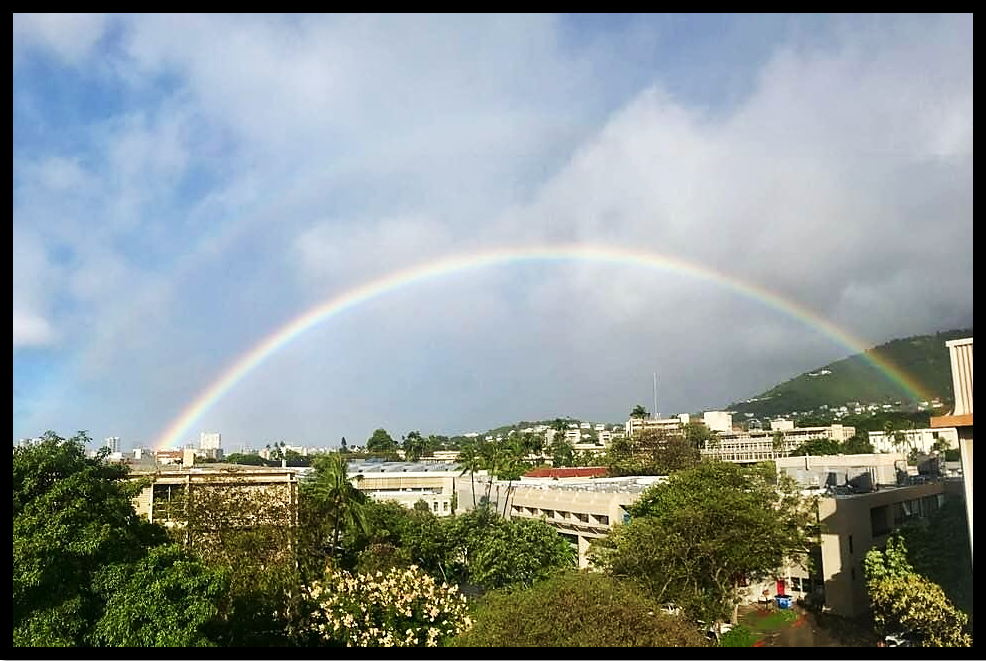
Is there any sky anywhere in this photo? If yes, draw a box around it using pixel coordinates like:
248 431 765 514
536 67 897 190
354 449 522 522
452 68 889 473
13 14 973 451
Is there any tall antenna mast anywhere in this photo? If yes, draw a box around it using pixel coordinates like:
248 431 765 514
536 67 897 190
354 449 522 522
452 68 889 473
653 372 659 420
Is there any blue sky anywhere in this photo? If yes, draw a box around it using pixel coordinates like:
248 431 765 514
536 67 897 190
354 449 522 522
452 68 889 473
12 14 973 451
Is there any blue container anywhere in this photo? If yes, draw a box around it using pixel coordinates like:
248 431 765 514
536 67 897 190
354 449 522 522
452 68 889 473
775 595 793 609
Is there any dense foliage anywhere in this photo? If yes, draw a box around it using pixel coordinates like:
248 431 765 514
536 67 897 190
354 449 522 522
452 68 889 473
453 571 708 647
864 533 972 647
591 461 818 623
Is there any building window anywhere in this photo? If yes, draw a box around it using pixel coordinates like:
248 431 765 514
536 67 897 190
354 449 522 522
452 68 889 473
542 509 554 519
851 567 856 581
596 514 609 525
870 505 891 537
848 535 853 555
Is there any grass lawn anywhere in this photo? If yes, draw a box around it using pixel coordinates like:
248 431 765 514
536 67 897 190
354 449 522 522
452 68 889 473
739 606 800 637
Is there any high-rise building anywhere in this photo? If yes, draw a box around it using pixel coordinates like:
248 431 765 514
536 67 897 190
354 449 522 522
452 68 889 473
199 432 221 450
104 436 121 453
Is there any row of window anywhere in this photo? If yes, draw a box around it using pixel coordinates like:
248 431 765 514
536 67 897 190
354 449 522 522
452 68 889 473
510 505 610 526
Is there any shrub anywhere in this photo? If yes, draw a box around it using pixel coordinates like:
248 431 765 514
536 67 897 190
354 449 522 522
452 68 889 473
303 565 471 647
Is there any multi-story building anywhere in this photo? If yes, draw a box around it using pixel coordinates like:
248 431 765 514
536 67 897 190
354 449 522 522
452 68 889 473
130 465 299 527
501 474 665 568
767 453 964 617
199 431 223 460
347 460 462 516
702 424 855 464
624 415 687 438
703 411 733 433
104 436 121 453
868 427 959 454
931 336 973 556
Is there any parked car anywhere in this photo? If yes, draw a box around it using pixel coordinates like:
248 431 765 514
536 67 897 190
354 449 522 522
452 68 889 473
660 602 683 617
702 621 734 642
884 631 915 647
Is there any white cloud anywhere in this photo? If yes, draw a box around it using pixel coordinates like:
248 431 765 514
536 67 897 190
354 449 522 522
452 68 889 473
11 14 973 446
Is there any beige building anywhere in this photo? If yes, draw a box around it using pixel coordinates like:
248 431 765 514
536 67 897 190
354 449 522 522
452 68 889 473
768 453 964 617
501 476 664 568
931 336 973 556
702 424 855 464
130 465 299 526
348 461 462 516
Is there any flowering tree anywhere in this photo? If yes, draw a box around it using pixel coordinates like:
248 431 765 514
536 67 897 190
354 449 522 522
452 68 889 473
303 565 471 647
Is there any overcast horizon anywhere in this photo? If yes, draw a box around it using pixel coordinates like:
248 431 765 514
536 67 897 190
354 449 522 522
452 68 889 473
13 14 973 451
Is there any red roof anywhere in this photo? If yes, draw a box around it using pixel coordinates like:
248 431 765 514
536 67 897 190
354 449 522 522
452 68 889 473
523 466 608 479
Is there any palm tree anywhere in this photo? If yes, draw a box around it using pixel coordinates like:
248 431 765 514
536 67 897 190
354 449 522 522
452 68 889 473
499 443 528 517
458 444 484 509
304 452 370 560
772 431 786 457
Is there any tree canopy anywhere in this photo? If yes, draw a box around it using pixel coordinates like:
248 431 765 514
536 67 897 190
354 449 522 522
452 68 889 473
590 461 817 623
453 571 708 647
366 428 398 453
13 432 170 646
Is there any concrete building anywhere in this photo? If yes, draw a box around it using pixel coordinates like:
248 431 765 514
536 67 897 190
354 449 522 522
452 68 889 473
931 337 973 556
767 453 964 618
868 427 959 454
347 461 462 516
104 436 120 453
503 475 665 568
130 465 299 527
770 419 795 431
625 415 686 438
199 431 221 450
702 424 855 464
703 411 733 433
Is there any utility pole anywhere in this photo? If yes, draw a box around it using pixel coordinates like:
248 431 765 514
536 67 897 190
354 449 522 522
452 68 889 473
653 372 659 420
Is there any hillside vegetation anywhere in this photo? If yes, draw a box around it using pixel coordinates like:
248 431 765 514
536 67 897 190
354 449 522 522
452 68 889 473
727 328 972 418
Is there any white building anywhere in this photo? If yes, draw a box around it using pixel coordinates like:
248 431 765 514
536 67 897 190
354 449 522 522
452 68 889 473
868 427 959 454
199 432 221 450
703 411 733 433
104 436 121 453
625 415 687 438
702 424 856 464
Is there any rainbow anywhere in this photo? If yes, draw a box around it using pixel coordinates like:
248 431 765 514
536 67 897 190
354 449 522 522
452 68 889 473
153 244 931 449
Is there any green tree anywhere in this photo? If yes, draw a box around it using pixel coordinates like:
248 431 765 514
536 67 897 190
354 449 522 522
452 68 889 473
457 444 484 509
550 437 575 468
791 437 842 456
453 511 576 591
842 433 874 454
590 461 817 624
340 436 348 453
896 498 972 615
630 405 649 419
366 428 398 453
864 534 971 647
684 421 714 449
90 545 229 647
223 452 267 466
157 470 303 645
496 447 527 518
454 571 708 647
772 431 786 456
403 430 430 462
13 431 169 646
303 453 371 561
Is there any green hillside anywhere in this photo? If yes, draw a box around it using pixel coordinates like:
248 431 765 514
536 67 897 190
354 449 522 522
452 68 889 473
727 328 972 418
